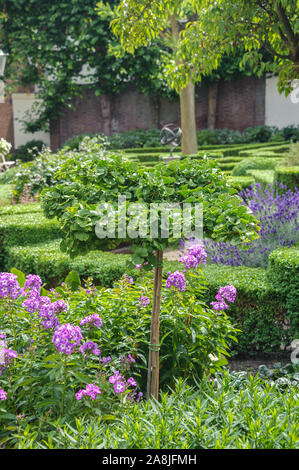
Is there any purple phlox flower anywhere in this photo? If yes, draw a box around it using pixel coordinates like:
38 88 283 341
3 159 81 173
210 300 229 311
80 341 101 356
80 313 103 329
52 323 82 355
218 285 237 303
75 384 101 400
0 273 21 299
100 355 111 365
179 254 199 270
0 347 18 365
139 296 150 307
124 275 134 285
0 389 7 401
165 271 186 292
114 381 126 394
52 300 67 314
109 371 123 384
120 354 136 364
187 244 207 266
23 274 42 292
0 332 6 340
127 377 137 387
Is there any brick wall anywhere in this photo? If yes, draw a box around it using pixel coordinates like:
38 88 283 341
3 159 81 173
48 75 265 149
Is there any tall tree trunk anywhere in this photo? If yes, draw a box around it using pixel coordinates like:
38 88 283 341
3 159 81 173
146 249 163 400
179 79 198 155
207 81 218 130
170 14 198 156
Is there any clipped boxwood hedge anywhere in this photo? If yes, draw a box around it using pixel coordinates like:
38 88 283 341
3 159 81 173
267 247 299 337
0 202 42 216
232 157 282 176
5 240 132 288
246 170 274 187
0 212 61 248
226 176 255 191
274 166 299 191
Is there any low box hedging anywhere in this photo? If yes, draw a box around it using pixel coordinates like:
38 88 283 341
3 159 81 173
164 262 289 355
274 166 299 191
232 157 282 176
267 247 299 337
0 212 61 249
226 176 255 191
0 202 42 216
5 240 132 287
246 170 274 186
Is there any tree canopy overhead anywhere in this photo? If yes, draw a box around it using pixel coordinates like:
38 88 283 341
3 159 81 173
0 0 172 131
112 0 298 94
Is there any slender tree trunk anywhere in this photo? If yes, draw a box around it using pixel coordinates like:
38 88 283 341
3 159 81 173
179 79 198 155
146 249 163 400
207 81 218 130
170 14 198 156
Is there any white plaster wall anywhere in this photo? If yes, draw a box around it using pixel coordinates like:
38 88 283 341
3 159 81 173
265 76 299 128
12 93 50 148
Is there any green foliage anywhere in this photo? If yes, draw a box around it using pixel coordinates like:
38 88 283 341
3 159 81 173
112 0 298 95
283 143 299 167
267 247 299 338
0 264 240 447
5 241 132 287
246 170 274 187
13 140 47 162
0 184 14 206
11 374 299 449
163 263 289 355
0 166 20 184
0 212 61 249
274 166 299 191
232 157 282 177
226 176 255 191
0 1 174 132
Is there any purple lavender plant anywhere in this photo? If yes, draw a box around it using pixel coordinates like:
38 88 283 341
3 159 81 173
204 183 299 268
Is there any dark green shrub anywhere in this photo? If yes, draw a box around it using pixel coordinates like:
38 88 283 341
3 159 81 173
282 125 299 142
62 133 97 150
267 247 299 338
13 140 47 162
274 166 299 191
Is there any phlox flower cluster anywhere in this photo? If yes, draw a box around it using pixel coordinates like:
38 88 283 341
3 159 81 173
211 284 237 311
52 323 83 355
179 243 207 271
109 371 138 394
80 313 103 329
139 296 150 307
75 383 101 400
0 273 21 299
120 354 135 364
0 389 7 401
165 271 186 292
80 341 101 356
186 243 207 266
